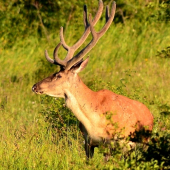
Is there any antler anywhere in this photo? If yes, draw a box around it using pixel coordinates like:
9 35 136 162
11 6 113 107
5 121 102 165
45 0 116 69
45 0 103 67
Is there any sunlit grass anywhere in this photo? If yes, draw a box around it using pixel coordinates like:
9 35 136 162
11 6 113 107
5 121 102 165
0 17 170 169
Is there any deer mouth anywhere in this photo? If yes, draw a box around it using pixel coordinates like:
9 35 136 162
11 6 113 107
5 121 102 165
35 91 44 95
33 90 44 95
32 84 44 94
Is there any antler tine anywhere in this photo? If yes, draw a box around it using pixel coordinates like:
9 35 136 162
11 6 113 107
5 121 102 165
45 42 67 67
92 0 103 25
98 2 116 37
45 50 55 64
72 0 103 50
60 27 70 51
83 5 89 29
106 5 109 22
65 1 116 71
53 42 67 67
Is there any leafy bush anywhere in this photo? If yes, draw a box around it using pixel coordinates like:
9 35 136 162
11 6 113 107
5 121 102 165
95 117 170 169
156 46 170 58
1 0 170 48
147 0 170 22
40 96 78 133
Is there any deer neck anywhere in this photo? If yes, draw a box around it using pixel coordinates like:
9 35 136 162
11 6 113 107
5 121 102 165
64 75 96 130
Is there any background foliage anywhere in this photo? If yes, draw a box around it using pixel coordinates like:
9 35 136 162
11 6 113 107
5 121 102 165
0 0 170 169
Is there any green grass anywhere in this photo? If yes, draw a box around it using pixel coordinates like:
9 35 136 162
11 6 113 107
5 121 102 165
0 15 170 169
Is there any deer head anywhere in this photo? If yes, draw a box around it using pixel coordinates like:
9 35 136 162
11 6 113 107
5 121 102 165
32 0 116 97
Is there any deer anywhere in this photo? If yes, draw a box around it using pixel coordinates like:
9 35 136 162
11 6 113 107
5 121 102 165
32 0 154 159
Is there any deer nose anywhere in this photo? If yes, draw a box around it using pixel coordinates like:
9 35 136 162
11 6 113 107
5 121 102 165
32 84 37 92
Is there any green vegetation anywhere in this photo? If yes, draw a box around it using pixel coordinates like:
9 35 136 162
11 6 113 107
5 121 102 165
0 0 170 169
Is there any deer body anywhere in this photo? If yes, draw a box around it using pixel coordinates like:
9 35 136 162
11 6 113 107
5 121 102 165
32 0 154 159
64 76 153 141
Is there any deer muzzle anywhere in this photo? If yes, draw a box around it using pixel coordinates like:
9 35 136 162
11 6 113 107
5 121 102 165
32 84 43 94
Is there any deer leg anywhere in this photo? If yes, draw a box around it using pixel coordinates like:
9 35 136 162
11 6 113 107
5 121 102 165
79 122 95 159
89 145 95 158
79 122 96 159
84 135 93 159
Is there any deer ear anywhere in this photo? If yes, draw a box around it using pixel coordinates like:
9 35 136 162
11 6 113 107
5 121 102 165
72 57 89 73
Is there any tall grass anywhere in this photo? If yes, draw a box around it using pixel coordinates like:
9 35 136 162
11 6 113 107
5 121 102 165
0 3 170 169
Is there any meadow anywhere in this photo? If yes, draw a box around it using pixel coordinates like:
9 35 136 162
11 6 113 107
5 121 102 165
0 0 170 169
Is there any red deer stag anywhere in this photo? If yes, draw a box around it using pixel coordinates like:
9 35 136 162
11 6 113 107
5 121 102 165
32 0 154 159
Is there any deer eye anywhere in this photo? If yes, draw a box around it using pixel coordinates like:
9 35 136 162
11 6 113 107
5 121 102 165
56 74 62 80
